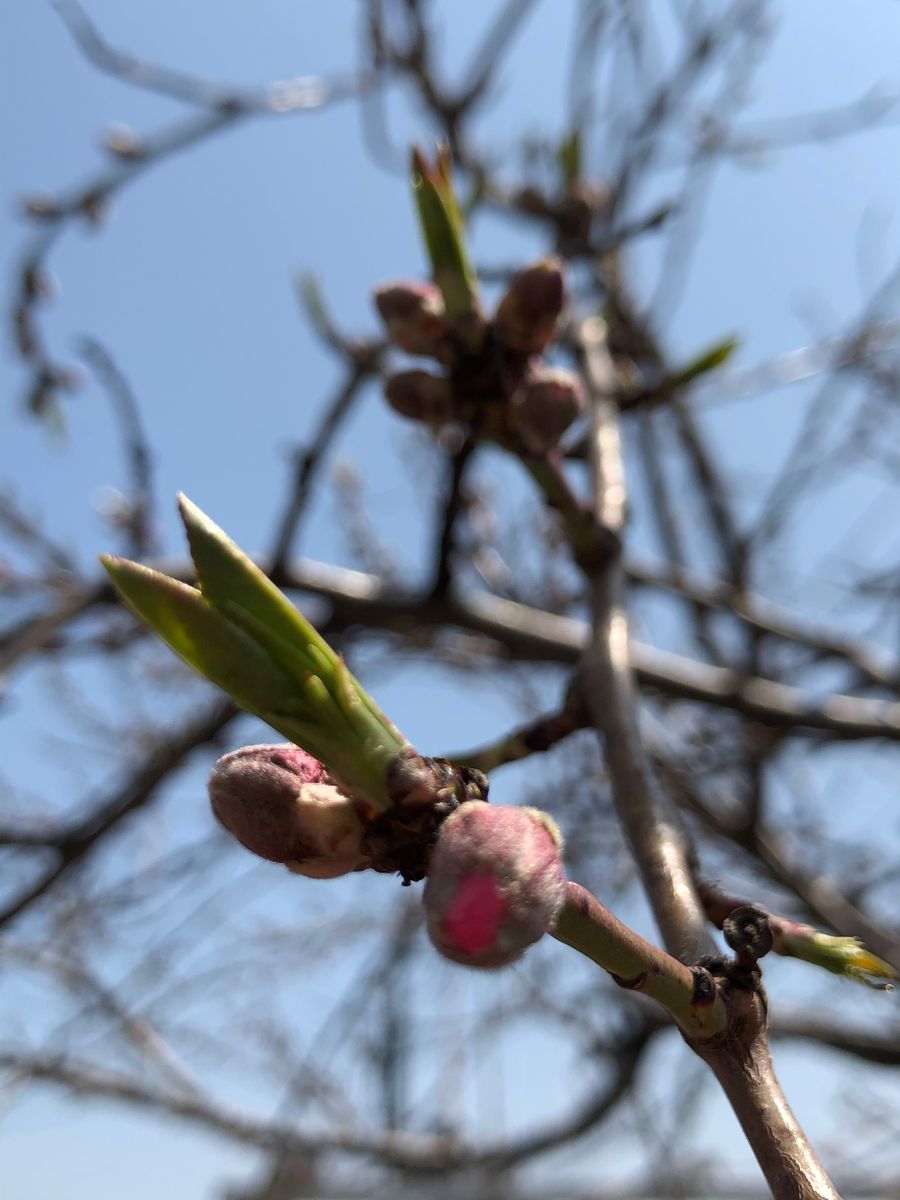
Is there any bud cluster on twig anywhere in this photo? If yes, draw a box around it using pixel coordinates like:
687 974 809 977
375 259 584 454
372 147 585 455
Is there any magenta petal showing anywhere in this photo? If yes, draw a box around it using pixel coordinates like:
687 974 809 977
442 874 506 954
424 804 566 969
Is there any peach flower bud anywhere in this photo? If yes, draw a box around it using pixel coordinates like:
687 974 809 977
424 804 566 969
492 257 565 355
384 370 455 424
209 744 369 878
508 367 585 453
374 282 448 357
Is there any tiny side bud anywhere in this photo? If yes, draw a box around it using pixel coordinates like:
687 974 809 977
209 744 369 879
424 804 566 969
21 192 61 221
103 123 143 160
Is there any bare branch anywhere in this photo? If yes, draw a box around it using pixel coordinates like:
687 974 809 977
0 699 235 930
80 338 156 558
576 315 714 962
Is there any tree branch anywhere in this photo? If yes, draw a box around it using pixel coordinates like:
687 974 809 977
0 698 235 930
575 315 841 1200
576 316 714 962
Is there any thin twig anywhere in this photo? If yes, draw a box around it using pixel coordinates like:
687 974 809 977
80 338 156 558
269 364 375 575
0 699 235 930
429 431 477 598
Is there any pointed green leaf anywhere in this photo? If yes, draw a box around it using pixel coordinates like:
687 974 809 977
672 336 738 387
105 500 414 813
557 128 582 193
224 600 354 733
432 143 466 238
778 927 898 990
232 603 406 806
332 655 404 749
411 146 479 322
177 494 336 677
101 556 296 714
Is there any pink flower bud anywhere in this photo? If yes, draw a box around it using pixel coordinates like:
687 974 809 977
374 282 448 357
424 804 566 969
508 367 585 453
384 370 455 424
209 744 369 878
492 258 566 355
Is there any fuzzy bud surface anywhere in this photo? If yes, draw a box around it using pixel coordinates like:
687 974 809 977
209 744 368 878
493 258 565 355
374 281 448 358
384 370 455 424
424 804 565 968
509 367 585 453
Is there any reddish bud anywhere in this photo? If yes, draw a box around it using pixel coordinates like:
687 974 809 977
384 370 455 424
209 744 369 878
492 258 566 355
508 366 585 453
512 186 552 218
374 282 448 358
424 804 566 969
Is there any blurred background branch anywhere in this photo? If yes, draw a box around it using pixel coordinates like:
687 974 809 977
4 2 900 1197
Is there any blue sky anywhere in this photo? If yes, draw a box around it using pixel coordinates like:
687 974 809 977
4 3 900 1197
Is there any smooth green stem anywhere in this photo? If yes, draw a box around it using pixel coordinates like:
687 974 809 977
552 883 727 1040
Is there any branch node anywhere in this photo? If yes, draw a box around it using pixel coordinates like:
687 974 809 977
722 904 774 964
690 964 720 1007
610 969 648 992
